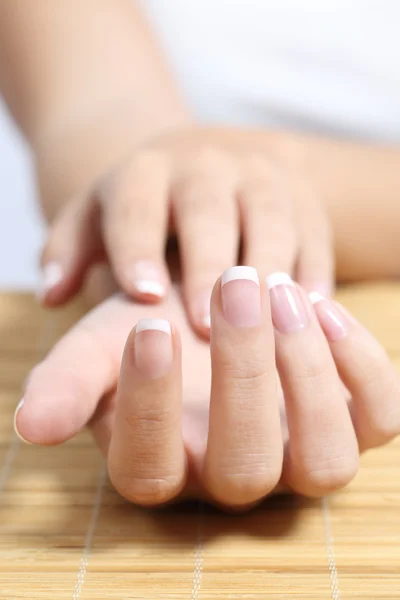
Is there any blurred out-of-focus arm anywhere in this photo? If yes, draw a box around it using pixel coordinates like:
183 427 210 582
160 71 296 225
292 133 400 282
0 0 191 219
0 1 399 283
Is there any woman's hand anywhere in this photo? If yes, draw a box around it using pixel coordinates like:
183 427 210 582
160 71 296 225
17 268 400 510
39 127 333 338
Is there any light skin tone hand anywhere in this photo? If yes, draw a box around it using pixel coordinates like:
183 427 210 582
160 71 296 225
16 266 400 510
40 127 334 339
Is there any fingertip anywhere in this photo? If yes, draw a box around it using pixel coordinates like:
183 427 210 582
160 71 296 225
36 261 64 303
187 286 213 340
37 262 84 307
13 398 32 445
121 260 169 303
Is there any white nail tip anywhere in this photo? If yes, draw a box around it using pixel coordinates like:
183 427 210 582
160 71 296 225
135 281 165 297
14 398 32 444
266 272 295 289
38 262 63 298
136 318 171 335
202 315 211 329
309 291 325 305
221 266 259 286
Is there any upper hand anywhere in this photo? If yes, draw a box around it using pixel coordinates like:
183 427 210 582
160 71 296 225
39 127 333 338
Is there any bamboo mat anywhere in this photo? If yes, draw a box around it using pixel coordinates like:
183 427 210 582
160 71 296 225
0 287 399 599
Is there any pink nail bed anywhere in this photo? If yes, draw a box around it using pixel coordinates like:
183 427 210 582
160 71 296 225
134 319 173 379
309 292 348 341
221 266 260 328
267 273 308 333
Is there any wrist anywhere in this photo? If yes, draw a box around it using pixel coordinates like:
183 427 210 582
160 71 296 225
35 109 192 222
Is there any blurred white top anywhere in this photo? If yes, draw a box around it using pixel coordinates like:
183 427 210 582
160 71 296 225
1 0 400 288
143 0 400 141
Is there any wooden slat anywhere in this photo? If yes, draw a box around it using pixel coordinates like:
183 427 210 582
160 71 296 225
0 288 399 599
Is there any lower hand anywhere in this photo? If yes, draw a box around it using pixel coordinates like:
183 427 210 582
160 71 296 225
17 269 400 510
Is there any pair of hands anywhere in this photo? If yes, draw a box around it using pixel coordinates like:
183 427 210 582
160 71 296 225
17 267 400 510
19 126 399 510
39 127 333 336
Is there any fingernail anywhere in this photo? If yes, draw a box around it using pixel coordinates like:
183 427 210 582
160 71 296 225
135 319 173 378
37 261 63 300
267 272 308 333
304 282 333 297
221 266 260 328
309 292 348 340
14 398 32 444
193 288 212 330
132 261 166 298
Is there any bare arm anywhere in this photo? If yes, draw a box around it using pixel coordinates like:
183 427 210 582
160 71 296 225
0 1 398 284
293 133 400 282
0 0 191 218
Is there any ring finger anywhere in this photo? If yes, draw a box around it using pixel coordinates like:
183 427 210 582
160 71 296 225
267 273 359 497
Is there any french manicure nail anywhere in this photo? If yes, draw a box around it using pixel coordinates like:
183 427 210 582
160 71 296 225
135 318 173 378
37 261 63 300
310 292 348 340
267 272 308 333
221 266 260 328
14 398 32 444
132 261 166 298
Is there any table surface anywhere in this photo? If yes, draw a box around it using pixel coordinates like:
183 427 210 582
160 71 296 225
0 287 399 599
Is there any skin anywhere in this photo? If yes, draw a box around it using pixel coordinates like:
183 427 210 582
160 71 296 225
2 1 400 508
16 267 400 509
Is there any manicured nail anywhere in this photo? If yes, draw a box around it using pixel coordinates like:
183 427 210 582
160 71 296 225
221 266 260 328
135 319 172 379
193 288 212 330
37 261 63 300
304 282 333 297
267 272 308 333
14 398 32 444
132 261 166 298
310 292 348 341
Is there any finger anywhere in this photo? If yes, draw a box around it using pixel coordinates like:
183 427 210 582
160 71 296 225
309 293 400 451
100 152 170 302
239 157 297 279
267 273 359 497
173 151 239 336
39 194 102 306
14 300 120 445
296 193 334 297
203 266 282 508
108 319 186 506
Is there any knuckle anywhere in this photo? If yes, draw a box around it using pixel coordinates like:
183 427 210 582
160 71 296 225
219 355 269 390
123 410 171 435
243 153 277 179
130 148 165 172
291 355 331 385
175 178 233 217
190 146 230 172
98 150 165 208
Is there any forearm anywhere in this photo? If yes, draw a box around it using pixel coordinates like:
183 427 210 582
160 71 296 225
293 134 400 282
0 0 191 220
